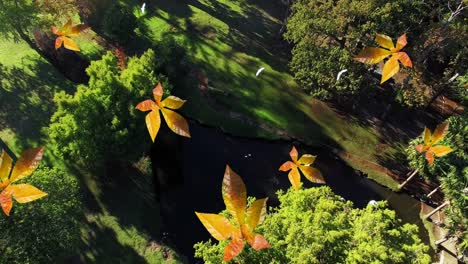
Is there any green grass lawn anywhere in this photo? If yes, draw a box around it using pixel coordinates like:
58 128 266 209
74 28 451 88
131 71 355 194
0 38 180 263
132 0 401 189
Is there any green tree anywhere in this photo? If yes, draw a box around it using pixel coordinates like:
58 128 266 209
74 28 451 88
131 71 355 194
284 0 467 108
194 187 430 263
47 49 171 167
406 114 467 253
0 166 82 263
284 0 428 103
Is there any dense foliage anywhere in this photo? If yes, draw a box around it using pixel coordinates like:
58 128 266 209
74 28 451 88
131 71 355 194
0 166 82 263
194 187 430 263
47 49 171 167
284 0 467 107
406 114 467 251
284 0 427 102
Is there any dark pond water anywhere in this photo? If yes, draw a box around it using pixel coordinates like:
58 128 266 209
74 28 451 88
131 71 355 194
151 122 432 263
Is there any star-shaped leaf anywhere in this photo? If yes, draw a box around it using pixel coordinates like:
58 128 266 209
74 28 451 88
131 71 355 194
355 33 413 84
52 19 89 52
136 83 191 141
0 146 47 216
279 146 325 191
415 122 453 165
195 165 270 262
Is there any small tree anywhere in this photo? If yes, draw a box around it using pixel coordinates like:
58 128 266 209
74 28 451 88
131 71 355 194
195 187 430 263
47 49 171 167
0 166 82 263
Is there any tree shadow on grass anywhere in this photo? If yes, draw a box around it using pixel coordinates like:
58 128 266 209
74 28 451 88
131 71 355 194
0 57 75 149
78 221 149 264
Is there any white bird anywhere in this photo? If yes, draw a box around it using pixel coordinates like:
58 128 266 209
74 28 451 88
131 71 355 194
256 67 265 77
368 200 378 207
141 3 146 14
448 73 459 83
336 69 348 81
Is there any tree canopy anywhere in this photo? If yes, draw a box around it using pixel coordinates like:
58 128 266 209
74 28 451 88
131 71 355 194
194 186 430 263
47 49 171 167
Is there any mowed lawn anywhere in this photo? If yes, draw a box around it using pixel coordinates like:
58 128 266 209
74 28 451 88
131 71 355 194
135 0 401 189
0 38 181 263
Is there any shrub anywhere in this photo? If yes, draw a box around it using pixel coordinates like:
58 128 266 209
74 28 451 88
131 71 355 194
47 49 171 167
194 187 430 263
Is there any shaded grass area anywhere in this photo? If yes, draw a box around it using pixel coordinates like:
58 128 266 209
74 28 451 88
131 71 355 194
0 38 182 263
127 0 400 188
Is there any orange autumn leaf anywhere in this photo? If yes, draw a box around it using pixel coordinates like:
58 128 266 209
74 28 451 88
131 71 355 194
135 83 191 141
52 19 89 51
0 147 47 216
279 146 325 191
355 33 413 84
195 165 270 262
415 122 453 165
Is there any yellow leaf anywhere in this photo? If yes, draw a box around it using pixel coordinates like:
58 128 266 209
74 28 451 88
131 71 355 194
69 24 89 36
375 34 394 50
162 96 186 110
160 108 191 138
299 165 325 184
432 122 449 144
425 151 434 165
10 147 44 183
0 150 13 182
145 110 161 142
63 37 80 51
60 19 73 34
394 33 408 51
195 212 236 241
278 161 294 172
245 198 268 230
430 145 453 157
222 165 247 225
298 154 316 165
397 52 412 67
8 184 47 203
0 190 12 216
381 54 400 83
289 146 298 162
423 127 432 146
153 83 163 103
223 235 244 262
288 168 301 191
241 225 271 251
55 36 63 49
354 48 392 64
136 99 157 112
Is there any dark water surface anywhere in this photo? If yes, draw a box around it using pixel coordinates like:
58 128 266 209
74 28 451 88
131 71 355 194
151 122 432 262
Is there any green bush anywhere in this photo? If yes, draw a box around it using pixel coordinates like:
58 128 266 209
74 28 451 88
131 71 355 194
0 166 82 264
194 187 430 263
47 49 171 167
